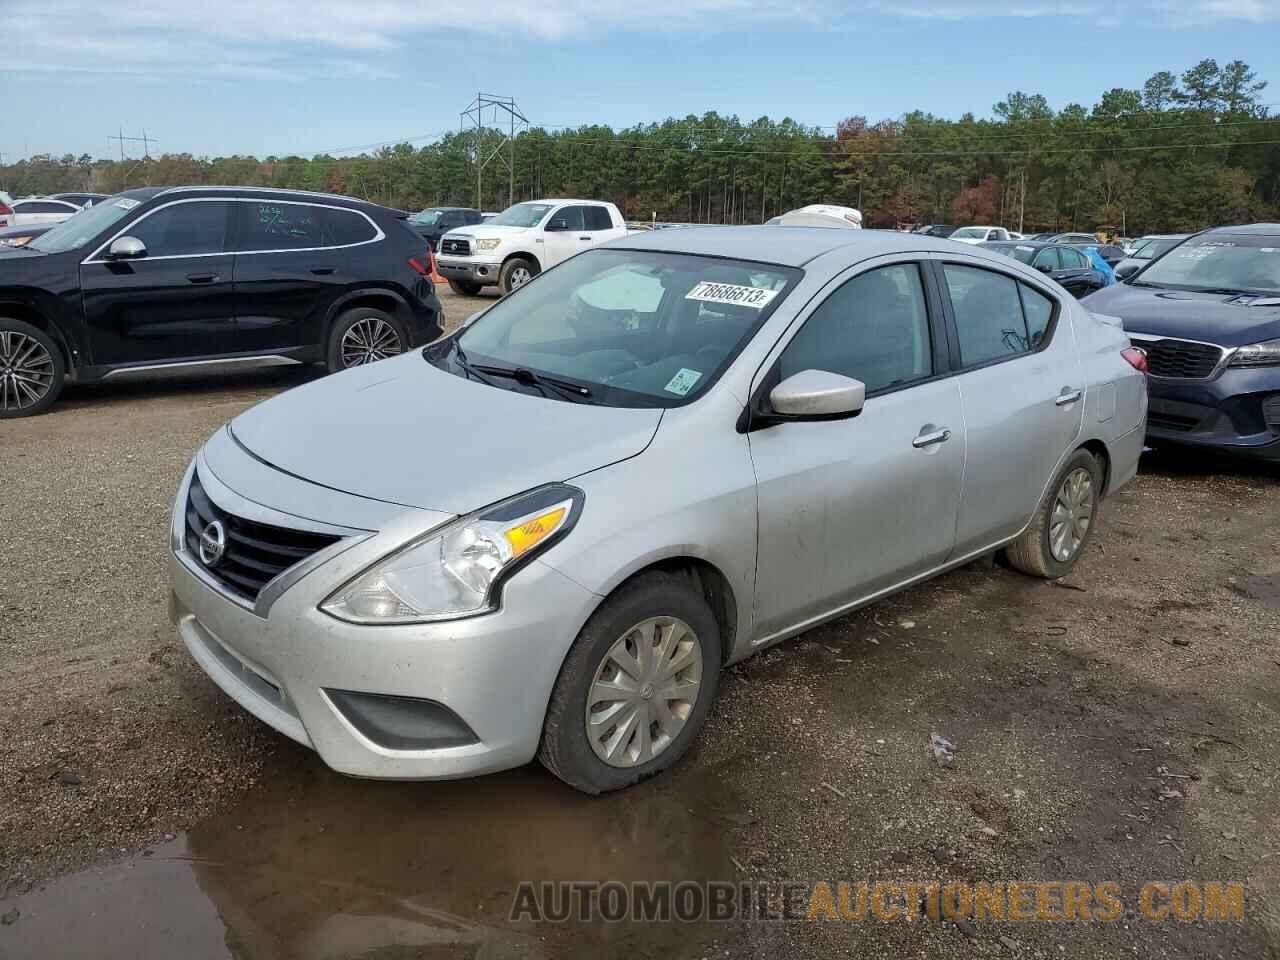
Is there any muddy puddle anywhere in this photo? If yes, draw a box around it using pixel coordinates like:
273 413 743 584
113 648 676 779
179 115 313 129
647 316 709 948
1 758 742 959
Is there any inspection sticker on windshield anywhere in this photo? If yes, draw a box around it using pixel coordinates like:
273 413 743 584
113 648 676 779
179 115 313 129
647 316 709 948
685 281 779 309
113 198 140 210
664 368 702 396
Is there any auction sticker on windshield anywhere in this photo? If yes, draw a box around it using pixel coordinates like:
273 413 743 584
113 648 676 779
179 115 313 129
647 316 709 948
113 198 140 210
686 281 779 309
664 368 702 396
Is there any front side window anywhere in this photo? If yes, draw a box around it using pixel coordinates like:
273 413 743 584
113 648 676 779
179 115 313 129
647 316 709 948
779 264 933 394
451 248 799 407
490 203 552 228
1136 235 1280 294
546 207 586 232
129 201 230 257
943 264 1033 365
1032 248 1061 270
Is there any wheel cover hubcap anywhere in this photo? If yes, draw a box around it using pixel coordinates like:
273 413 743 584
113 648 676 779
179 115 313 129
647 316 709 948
340 317 402 367
1049 467 1094 562
0 329 55 411
585 616 703 769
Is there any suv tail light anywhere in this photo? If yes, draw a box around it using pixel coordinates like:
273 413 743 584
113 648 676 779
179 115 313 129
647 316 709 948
408 251 432 277
1122 346 1148 375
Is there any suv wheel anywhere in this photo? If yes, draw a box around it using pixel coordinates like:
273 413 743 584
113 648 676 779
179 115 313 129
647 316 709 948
447 279 483 296
327 308 407 373
1005 448 1102 579
499 257 537 295
0 319 65 419
538 571 722 794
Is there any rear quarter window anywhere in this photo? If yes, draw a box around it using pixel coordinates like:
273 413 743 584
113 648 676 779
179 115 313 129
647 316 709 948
322 208 378 246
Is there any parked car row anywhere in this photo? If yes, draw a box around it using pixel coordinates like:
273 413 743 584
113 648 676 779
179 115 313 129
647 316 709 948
0 191 109 229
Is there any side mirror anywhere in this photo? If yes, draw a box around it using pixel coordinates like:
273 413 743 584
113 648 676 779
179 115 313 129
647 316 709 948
769 370 865 420
1035 262 1053 273
107 236 146 260
1115 263 1139 281
545 219 568 232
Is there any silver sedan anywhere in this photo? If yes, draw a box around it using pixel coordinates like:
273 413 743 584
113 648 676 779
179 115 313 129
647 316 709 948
170 227 1147 793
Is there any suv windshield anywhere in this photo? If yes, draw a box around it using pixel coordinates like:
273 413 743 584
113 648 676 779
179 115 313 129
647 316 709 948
443 248 800 407
410 209 445 225
28 196 136 254
992 244 1037 265
1136 235 1280 294
490 203 552 228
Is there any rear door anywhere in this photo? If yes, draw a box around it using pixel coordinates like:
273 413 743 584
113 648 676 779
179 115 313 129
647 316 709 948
231 200 378 353
934 260 1084 557
79 199 237 365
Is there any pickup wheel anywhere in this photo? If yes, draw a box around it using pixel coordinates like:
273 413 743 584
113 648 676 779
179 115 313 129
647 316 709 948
1005 448 1102 579
0 318 65 419
499 257 538 295
325 307 407 373
447 279 483 296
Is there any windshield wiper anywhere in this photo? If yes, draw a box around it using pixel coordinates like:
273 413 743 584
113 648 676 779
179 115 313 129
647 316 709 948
1198 287 1266 297
473 364 594 403
452 343 501 387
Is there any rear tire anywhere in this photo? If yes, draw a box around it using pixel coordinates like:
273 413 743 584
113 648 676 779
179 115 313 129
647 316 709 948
0 318 65 419
1005 448 1102 579
447 279 483 296
499 257 537 296
325 307 407 373
538 571 722 794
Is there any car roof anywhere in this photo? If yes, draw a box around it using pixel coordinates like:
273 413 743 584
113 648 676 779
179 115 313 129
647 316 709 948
524 198 610 205
985 240 1052 248
156 185 389 212
610 225 967 268
1202 223 1280 237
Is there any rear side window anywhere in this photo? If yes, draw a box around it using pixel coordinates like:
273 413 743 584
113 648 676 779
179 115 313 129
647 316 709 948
1019 284 1055 347
1061 248 1087 269
779 263 933 394
239 201 324 250
943 264 1032 365
584 206 614 231
129 201 231 257
322 208 377 245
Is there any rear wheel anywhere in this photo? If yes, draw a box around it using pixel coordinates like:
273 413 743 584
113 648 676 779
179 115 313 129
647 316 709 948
538 572 722 794
0 318 65 419
447 279 483 296
326 308 407 373
499 257 537 295
1005 448 1102 579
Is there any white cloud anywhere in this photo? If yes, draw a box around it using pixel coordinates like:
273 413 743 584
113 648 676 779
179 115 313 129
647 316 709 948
6 0 1275 79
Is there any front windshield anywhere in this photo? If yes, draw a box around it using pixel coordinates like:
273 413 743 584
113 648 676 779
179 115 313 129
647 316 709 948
448 248 800 407
411 209 445 225
1136 235 1280 293
28 195 136 254
490 203 552 228
951 227 985 239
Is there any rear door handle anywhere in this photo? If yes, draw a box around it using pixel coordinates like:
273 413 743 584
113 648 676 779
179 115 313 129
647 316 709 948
1055 389 1083 406
912 427 952 449
310 266 336 276
186 273 218 284
579 236 592 241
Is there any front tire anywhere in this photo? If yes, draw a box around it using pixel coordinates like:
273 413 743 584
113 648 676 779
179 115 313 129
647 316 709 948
1005 448 1102 579
447 279 483 296
0 318 65 419
325 307 407 373
499 257 537 295
538 572 722 794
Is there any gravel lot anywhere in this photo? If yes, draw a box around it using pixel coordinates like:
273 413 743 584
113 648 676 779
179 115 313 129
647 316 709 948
2 286 1279 957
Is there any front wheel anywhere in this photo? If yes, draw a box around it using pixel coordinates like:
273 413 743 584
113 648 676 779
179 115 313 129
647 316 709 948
499 257 537 295
326 308 407 373
1005 448 1102 579
0 318 65 419
538 572 722 794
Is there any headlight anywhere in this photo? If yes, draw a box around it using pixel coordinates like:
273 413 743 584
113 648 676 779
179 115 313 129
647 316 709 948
1229 338 1280 367
320 484 583 625
474 238 502 252
0 236 31 247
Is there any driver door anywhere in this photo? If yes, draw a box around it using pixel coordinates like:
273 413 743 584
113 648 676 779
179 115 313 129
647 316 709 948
540 205 590 269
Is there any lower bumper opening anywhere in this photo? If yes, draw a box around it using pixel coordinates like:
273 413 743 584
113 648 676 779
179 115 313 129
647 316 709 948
325 689 480 751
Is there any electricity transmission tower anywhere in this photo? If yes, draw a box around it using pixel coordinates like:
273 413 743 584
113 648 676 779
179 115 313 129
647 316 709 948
108 128 158 161
460 94 527 210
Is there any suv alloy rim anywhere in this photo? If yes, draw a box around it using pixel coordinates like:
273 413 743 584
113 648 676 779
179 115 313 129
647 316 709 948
1049 467 1094 562
0 330 55 411
340 317 403 367
585 616 703 768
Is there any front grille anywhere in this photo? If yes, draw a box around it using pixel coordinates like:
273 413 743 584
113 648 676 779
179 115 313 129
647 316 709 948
1140 338 1224 379
1148 410 1200 433
1264 394 1280 430
440 237 470 256
185 473 341 602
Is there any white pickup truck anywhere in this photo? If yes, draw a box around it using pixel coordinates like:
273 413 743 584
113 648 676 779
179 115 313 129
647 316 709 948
435 198 627 296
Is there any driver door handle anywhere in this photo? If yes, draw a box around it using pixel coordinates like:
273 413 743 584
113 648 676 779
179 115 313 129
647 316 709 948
1055 389 1082 406
912 427 952 448
186 273 219 284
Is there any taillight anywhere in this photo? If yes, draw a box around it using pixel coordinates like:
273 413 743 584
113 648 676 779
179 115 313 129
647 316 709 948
408 256 430 276
0 202 12 217
1122 346 1148 374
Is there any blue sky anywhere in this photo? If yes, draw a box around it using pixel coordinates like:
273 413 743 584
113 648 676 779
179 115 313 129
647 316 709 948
4 0 1278 161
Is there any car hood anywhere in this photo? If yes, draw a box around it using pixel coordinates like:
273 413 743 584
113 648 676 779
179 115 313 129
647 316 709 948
229 351 663 515
1085 283 1280 347
442 224 531 242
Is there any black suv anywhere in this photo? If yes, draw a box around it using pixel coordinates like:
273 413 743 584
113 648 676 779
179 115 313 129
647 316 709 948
0 187 443 417
406 207 483 250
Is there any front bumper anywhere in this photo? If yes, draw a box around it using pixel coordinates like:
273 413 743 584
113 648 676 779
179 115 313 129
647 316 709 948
169 460 601 780
436 256 502 287
1145 365 1280 461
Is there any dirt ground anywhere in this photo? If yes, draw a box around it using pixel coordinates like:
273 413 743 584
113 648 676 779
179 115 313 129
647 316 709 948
2 286 1279 957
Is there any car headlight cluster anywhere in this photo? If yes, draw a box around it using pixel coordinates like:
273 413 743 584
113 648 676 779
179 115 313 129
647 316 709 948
474 238 502 252
321 485 583 625
1229 338 1280 367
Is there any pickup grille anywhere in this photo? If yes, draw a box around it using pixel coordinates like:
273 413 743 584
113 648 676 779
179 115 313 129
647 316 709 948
185 473 341 603
1140 338 1224 379
440 237 470 256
